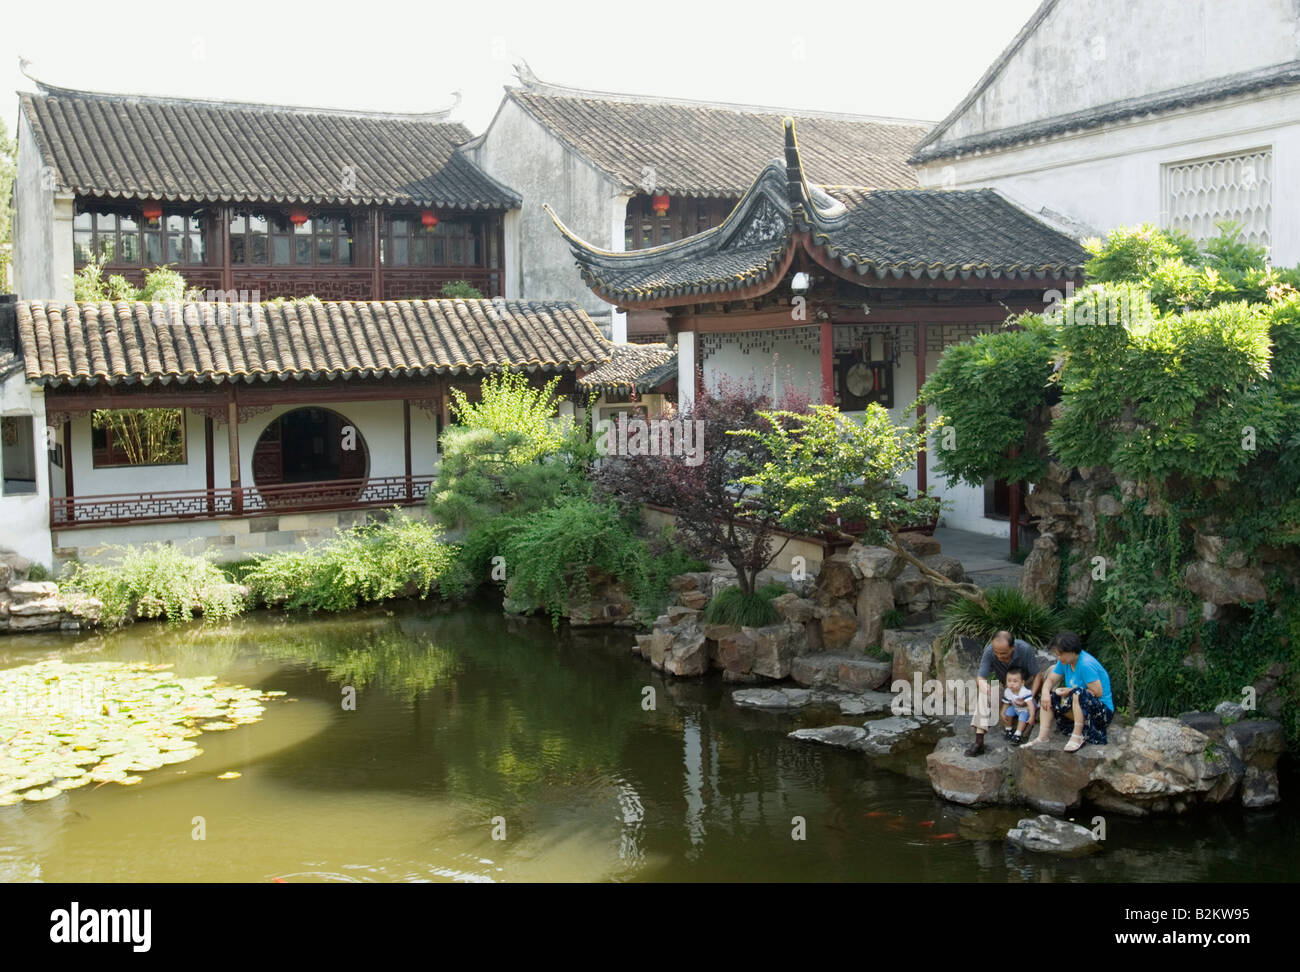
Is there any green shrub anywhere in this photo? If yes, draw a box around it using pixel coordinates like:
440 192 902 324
242 511 457 612
881 608 905 629
441 280 485 299
61 544 244 626
940 586 1060 650
702 583 784 628
26 563 49 582
136 265 188 302
497 496 646 627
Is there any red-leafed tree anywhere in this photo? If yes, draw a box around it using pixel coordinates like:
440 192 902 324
597 374 811 597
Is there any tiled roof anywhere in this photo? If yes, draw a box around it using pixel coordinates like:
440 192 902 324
17 299 609 387
577 343 676 392
509 86 928 195
815 186 1087 280
20 84 520 209
549 120 1087 306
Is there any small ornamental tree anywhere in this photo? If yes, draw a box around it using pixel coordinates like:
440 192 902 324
429 371 589 532
597 375 809 597
732 403 987 607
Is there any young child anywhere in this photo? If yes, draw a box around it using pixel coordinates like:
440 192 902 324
1001 667 1035 745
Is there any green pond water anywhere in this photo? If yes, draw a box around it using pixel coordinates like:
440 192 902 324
0 602 1294 883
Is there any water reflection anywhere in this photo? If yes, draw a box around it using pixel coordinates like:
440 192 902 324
0 603 1293 882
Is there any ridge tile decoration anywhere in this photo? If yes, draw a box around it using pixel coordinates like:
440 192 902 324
547 119 1088 307
17 299 611 386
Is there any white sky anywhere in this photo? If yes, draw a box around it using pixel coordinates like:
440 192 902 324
4 0 1040 136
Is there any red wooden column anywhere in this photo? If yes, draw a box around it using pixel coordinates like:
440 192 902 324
227 391 242 515
204 417 215 515
220 206 233 295
819 319 834 405
62 420 74 524
371 207 384 300
915 322 928 494
402 399 413 502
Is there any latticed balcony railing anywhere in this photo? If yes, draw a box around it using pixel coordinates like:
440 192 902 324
50 475 434 528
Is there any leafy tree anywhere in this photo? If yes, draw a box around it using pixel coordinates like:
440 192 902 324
596 375 808 597
732 403 986 606
1083 223 1200 283
919 315 1058 488
0 119 14 291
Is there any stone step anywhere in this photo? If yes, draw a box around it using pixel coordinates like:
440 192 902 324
791 653 891 692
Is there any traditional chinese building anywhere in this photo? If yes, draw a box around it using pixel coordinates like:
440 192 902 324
462 65 931 341
912 0 1300 262
12 83 520 303
0 296 609 568
550 120 1088 539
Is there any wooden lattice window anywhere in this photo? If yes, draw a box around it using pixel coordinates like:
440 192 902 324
381 214 482 267
1163 148 1272 247
74 206 209 266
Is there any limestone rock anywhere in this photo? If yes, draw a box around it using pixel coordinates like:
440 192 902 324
816 602 858 651
812 554 857 601
1006 815 1102 857
715 629 757 680
8 581 59 605
1020 537 1061 606
1193 534 1247 570
647 611 709 677
1011 732 1113 814
788 725 870 752
772 593 816 624
1183 561 1267 605
748 622 809 679
852 579 894 650
1225 720 1286 808
847 544 903 581
732 687 816 710
860 715 941 757
885 624 941 683
837 656 893 693
925 735 1015 806
897 533 941 558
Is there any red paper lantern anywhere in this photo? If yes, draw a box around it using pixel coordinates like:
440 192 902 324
421 209 439 228
141 202 163 222
651 194 670 216
288 206 310 226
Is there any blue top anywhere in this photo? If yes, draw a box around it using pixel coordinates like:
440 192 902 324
1053 650 1113 711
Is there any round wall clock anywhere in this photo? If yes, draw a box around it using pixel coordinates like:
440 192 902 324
845 362 873 398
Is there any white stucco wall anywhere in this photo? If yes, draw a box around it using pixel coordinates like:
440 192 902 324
63 399 438 499
13 109 75 302
918 87 1300 265
693 329 1005 538
933 0 1300 148
466 97 627 331
0 377 53 567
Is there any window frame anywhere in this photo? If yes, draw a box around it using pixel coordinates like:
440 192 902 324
74 204 210 267
90 408 188 469
229 209 356 267
380 212 483 268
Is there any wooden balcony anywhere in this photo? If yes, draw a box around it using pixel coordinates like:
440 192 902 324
50 475 434 529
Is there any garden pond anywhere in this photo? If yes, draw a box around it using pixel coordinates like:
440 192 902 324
0 602 1295 882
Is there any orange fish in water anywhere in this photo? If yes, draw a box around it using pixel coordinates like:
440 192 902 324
865 811 889 818
932 833 958 840
917 821 935 828
272 877 287 883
